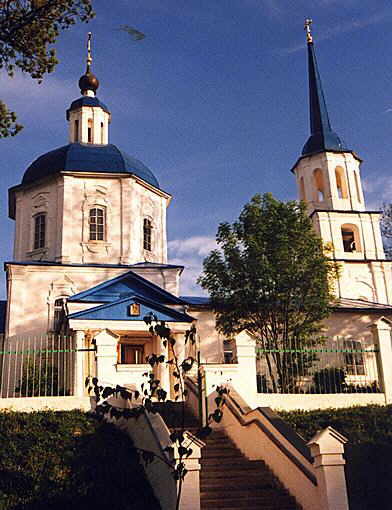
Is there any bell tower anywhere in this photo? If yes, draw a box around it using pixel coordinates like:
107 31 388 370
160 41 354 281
292 20 392 304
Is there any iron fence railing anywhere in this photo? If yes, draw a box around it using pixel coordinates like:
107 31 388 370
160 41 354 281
0 334 77 398
256 337 381 394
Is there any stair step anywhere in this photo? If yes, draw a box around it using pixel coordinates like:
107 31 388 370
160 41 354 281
201 478 277 489
200 496 297 508
201 458 265 468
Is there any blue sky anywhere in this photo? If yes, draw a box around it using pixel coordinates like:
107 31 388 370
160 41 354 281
1 0 392 297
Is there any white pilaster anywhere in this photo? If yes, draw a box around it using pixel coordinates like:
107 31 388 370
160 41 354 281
74 330 85 397
370 317 392 403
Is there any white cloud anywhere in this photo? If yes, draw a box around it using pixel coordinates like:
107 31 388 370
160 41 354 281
362 176 392 209
168 236 217 296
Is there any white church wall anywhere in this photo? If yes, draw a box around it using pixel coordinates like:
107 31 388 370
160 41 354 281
5 263 181 337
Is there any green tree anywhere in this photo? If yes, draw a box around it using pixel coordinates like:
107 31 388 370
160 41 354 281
0 0 94 137
381 203 392 259
198 193 339 392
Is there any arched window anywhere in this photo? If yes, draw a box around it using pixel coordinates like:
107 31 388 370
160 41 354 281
341 224 361 253
53 297 66 332
88 119 93 143
34 213 46 249
143 218 152 251
74 119 79 142
89 208 105 241
299 177 306 201
313 169 325 202
335 166 348 199
354 171 362 203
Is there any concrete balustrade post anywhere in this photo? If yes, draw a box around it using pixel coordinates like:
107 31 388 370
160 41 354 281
234 331 257 405
175 432 204 510
307 427 349 510
370 317 392 404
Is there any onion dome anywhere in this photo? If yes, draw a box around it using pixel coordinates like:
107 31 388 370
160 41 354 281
21 143 160 188
79 71 99 95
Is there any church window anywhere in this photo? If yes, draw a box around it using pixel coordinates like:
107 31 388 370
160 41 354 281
335 166 348 199
313 169 325 202
354 171 362 203
74 120 79 142
143 218 152 251
341 224 361 253
100 122 104 144
34 214 46 249
88 119 93 143
343 339 365 375
119 344 144 364
53 298 65 332
299 177 306 201
89 207 105 241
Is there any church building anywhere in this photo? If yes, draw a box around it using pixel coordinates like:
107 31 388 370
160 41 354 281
1 25 392 404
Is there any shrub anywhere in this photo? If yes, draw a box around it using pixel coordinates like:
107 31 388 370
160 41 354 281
279 405 392 510
312 367 347 394
0 410 161 510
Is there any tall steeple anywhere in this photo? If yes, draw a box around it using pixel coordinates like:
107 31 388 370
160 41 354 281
302 19 348 156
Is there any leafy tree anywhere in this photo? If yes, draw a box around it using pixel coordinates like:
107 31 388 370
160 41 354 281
198 193 339 393
381 203 392 259
0 0 94 137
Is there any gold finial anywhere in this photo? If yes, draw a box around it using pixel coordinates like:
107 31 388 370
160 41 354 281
304 18 313 43
86 32 92 71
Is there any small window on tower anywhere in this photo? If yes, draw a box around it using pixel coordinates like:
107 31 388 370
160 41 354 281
143 218 152 251
74 120 79 142
313 169 325 202
100 122 104 144
89 207 105 241
34 214 46 250
335 167 348 199
341 224 361 253
88 119 93 143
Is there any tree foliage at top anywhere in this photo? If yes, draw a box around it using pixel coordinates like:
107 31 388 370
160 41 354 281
381 203 392 259
199 193 339 392
0 0 94 137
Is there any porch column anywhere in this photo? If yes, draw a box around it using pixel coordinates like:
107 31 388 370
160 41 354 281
158 335 170 396
370 317 392 403
94 329 119 385
74 330 85 397
307 427 349 510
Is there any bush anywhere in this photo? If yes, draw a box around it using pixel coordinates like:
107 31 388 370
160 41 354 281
0 410 161 510
312 367 347 394
279 405 392 510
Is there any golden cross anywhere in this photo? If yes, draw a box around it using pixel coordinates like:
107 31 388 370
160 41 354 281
87 32 92 70
304 18 313 43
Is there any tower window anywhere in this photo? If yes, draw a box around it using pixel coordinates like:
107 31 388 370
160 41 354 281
341 224 361 253
143 218 152 251
354 171 362 203
335 166 348 199
74 119 79 142
299 177 306 201
34 214 46 250
89 208 105 241
88 119 93 143
101 122 104 144
313 169 325 202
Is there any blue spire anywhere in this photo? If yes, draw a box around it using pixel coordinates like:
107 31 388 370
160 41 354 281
302 27 349 156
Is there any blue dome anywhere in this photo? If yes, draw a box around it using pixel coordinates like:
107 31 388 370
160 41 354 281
22 143 160 188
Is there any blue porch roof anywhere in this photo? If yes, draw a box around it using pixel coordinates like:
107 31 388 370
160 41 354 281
68 270 186 306
67 295 194 323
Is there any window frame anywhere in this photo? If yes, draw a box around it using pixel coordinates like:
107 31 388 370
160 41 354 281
118 344 145 365
343 339 365 376
33 213 46 250
143 218 153 252
89 207 106 242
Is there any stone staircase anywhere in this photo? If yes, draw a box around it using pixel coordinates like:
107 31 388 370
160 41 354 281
153 402 301 510
200 429 300 509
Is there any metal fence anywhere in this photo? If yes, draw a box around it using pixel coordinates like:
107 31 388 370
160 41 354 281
0 334 76 398
256 337 381 394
